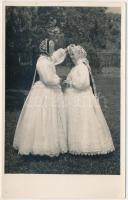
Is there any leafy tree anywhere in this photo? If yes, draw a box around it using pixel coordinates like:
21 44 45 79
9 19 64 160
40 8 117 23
5 6 121 89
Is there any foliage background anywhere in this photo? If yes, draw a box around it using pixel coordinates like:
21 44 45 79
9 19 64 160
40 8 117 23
6 7 121 89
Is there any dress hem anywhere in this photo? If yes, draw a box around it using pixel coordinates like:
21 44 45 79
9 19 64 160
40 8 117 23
13 146 67 157
13 146 115 156
69 148 115 156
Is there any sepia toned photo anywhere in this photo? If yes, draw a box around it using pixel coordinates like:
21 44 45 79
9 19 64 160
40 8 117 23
1 0 127 199
5 5 121 175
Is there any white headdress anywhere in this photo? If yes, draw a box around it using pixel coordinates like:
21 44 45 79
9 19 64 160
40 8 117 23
39 38 48 54
39 38 55 56
67 44 87 63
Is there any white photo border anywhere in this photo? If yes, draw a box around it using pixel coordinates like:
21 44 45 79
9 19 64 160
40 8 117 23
0 0 126 199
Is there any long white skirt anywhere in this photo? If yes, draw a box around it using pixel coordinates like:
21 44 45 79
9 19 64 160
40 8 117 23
64 86 115 155
13 81 67 156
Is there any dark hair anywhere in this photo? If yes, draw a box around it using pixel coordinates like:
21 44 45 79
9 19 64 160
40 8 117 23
47 39 49 54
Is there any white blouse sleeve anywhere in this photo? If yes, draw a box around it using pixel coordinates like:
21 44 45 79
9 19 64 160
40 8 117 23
67 64 90 90
36 57 60 86
51 48 66 65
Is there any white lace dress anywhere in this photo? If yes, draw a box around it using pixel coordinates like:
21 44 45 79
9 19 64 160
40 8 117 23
64 60 115 155
13 49 67 156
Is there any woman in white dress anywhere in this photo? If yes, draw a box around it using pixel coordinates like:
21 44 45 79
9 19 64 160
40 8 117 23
13 39 67 156
64 44 115 155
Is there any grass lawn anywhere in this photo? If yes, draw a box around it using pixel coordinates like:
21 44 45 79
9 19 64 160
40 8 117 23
5 74 120 174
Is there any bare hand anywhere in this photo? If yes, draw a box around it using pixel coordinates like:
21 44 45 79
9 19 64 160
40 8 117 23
64 47 68 53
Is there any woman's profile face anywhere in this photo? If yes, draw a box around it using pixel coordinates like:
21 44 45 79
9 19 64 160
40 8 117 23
68 45 78 65
70 53 77 65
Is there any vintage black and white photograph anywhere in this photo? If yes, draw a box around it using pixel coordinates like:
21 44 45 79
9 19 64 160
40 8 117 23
5 5 121 175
